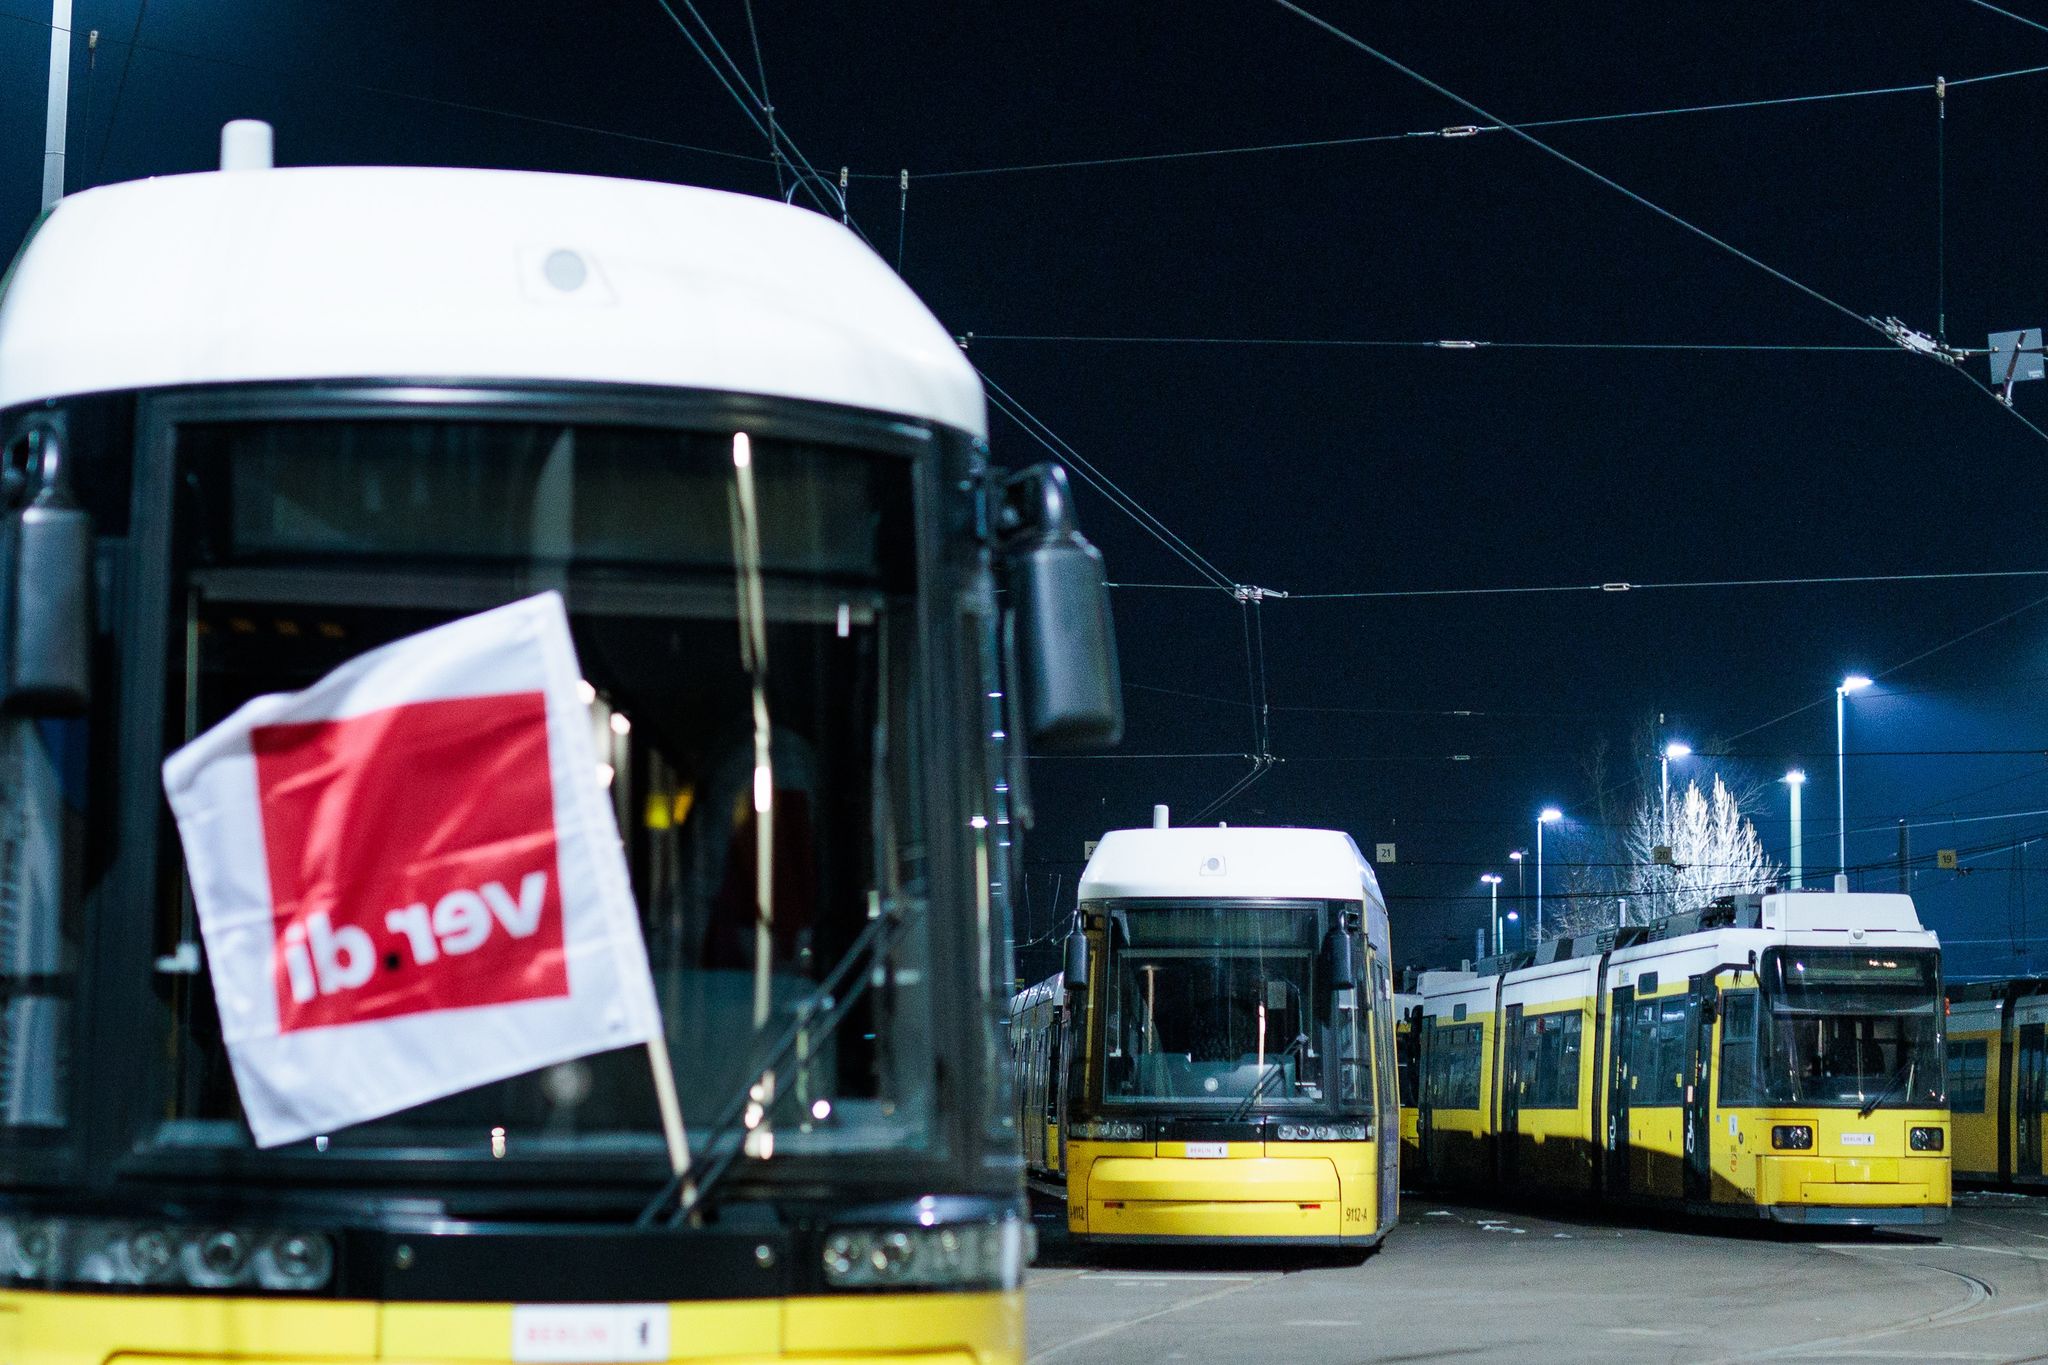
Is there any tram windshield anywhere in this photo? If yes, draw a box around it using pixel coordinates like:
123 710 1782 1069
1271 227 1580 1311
1096 901 1365 1111
1751 948 1943 1108
111 416 948 1173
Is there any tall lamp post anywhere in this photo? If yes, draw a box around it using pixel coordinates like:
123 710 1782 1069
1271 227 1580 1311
1836 675 1871 888
1661 740 1692 828
1783 769 1806 889
1536 807 1563 941
1482 873 1503 954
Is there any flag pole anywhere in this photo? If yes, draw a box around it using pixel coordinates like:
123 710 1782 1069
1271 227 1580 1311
645 1030 693 1196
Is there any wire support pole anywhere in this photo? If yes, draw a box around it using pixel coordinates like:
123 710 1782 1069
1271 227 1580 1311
1937 75 1948 345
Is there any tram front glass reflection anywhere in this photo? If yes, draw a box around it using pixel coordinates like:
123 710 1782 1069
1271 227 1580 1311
1102 904 1322 1105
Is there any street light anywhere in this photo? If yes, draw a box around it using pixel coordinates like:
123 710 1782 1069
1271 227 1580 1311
1536 808 1563 942
1482 873 1504 954
1509 849 1526 921
1783 769 1806 889
1661 740 1693 829
1836 675 1872 888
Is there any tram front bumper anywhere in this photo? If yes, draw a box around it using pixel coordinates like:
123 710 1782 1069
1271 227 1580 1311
1756 1154 1951 1222
1079 1155 1345 1242
0 1288 1023 1365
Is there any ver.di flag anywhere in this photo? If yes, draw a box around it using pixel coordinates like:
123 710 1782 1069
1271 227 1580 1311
162 592 662 1148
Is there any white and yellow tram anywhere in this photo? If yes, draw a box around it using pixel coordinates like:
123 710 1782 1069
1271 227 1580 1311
0 124 1126 1363
1011 813 1399 1252
1947 977 2048 1186
1413 891 1949 1225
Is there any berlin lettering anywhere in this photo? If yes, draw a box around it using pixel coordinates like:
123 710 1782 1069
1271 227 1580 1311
279 872 551 1003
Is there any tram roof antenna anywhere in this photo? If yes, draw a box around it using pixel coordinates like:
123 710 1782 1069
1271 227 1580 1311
219 119 273 172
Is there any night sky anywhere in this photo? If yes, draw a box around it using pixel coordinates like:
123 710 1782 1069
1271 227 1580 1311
8 1 2048 984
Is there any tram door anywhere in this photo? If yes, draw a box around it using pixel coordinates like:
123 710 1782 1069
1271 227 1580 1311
1048 1014 1067 1177
1605 984 1634 1196
1499 1003 1524 1188
1681 980 1712 1202
1417 1017 1436 1175
2020 1022 2047 1179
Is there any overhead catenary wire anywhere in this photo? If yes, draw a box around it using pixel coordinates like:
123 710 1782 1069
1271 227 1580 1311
650 0 873 243
1292 567 2048 601
897 62 2048 181
980 373 1240 592
0 5 771 174
1266 0 1881 334
89 0 148 181
737 0 783 196
1962 0 2048 39
968 334 1898 354
1267 0 2048 452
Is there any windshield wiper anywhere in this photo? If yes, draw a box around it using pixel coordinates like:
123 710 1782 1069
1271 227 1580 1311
1858 1061 1914 1119
635 894 925 1228
1228 1032 1309 1122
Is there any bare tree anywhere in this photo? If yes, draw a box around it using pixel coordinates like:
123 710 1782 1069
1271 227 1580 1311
1622 774 1779 924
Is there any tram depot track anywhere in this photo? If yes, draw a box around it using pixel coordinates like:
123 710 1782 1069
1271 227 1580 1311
1024 1191 2048 1363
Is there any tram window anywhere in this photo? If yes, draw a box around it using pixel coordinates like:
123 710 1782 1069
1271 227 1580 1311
1426 1022 1482 1110
1627 1001 1658 1101
1397 1041 1419 1108
1521 1012 1581 1108
1338 993 1370 1106
1758 949 1943 1108
1948 1039 1988 1114
1718 991 1761 1107
1628 998 1687 1107
148 419 942 1162
0 719 90 1135
1654 999 1689 1104
1096 902 1336 1108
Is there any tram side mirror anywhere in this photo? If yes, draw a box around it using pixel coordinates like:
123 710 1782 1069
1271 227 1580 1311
1321 929 1357 992
1 423 92 715
1063 929 1089 991
999 464 1123 753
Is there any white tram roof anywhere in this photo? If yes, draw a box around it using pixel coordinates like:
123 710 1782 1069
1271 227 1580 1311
1420 890 1938 1015
1079 826 1383 907
0 166 984 434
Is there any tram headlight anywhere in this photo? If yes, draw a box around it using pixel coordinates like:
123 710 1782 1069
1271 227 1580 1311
183 1229 252 1288
1771 1124 1814 1150
820 1219 1029 1291
1910 1126 1946 1152
0 1217 58 1281
0 1215 334 1293
1074 1119 1149 1142
1273 1123 1371 1142
124 1228 178 1284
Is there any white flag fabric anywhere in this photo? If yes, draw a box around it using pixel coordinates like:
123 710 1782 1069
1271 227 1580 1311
162 592 661 1148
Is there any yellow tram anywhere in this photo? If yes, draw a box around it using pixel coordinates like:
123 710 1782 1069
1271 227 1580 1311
1394 989 1422 1184
1412 891 1949 1226
1011 813 1399 1252
0 127 1126 1362
1947 978 2048 1185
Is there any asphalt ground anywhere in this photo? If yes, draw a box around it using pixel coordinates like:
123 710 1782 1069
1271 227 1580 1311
1024 1189 2048 1363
